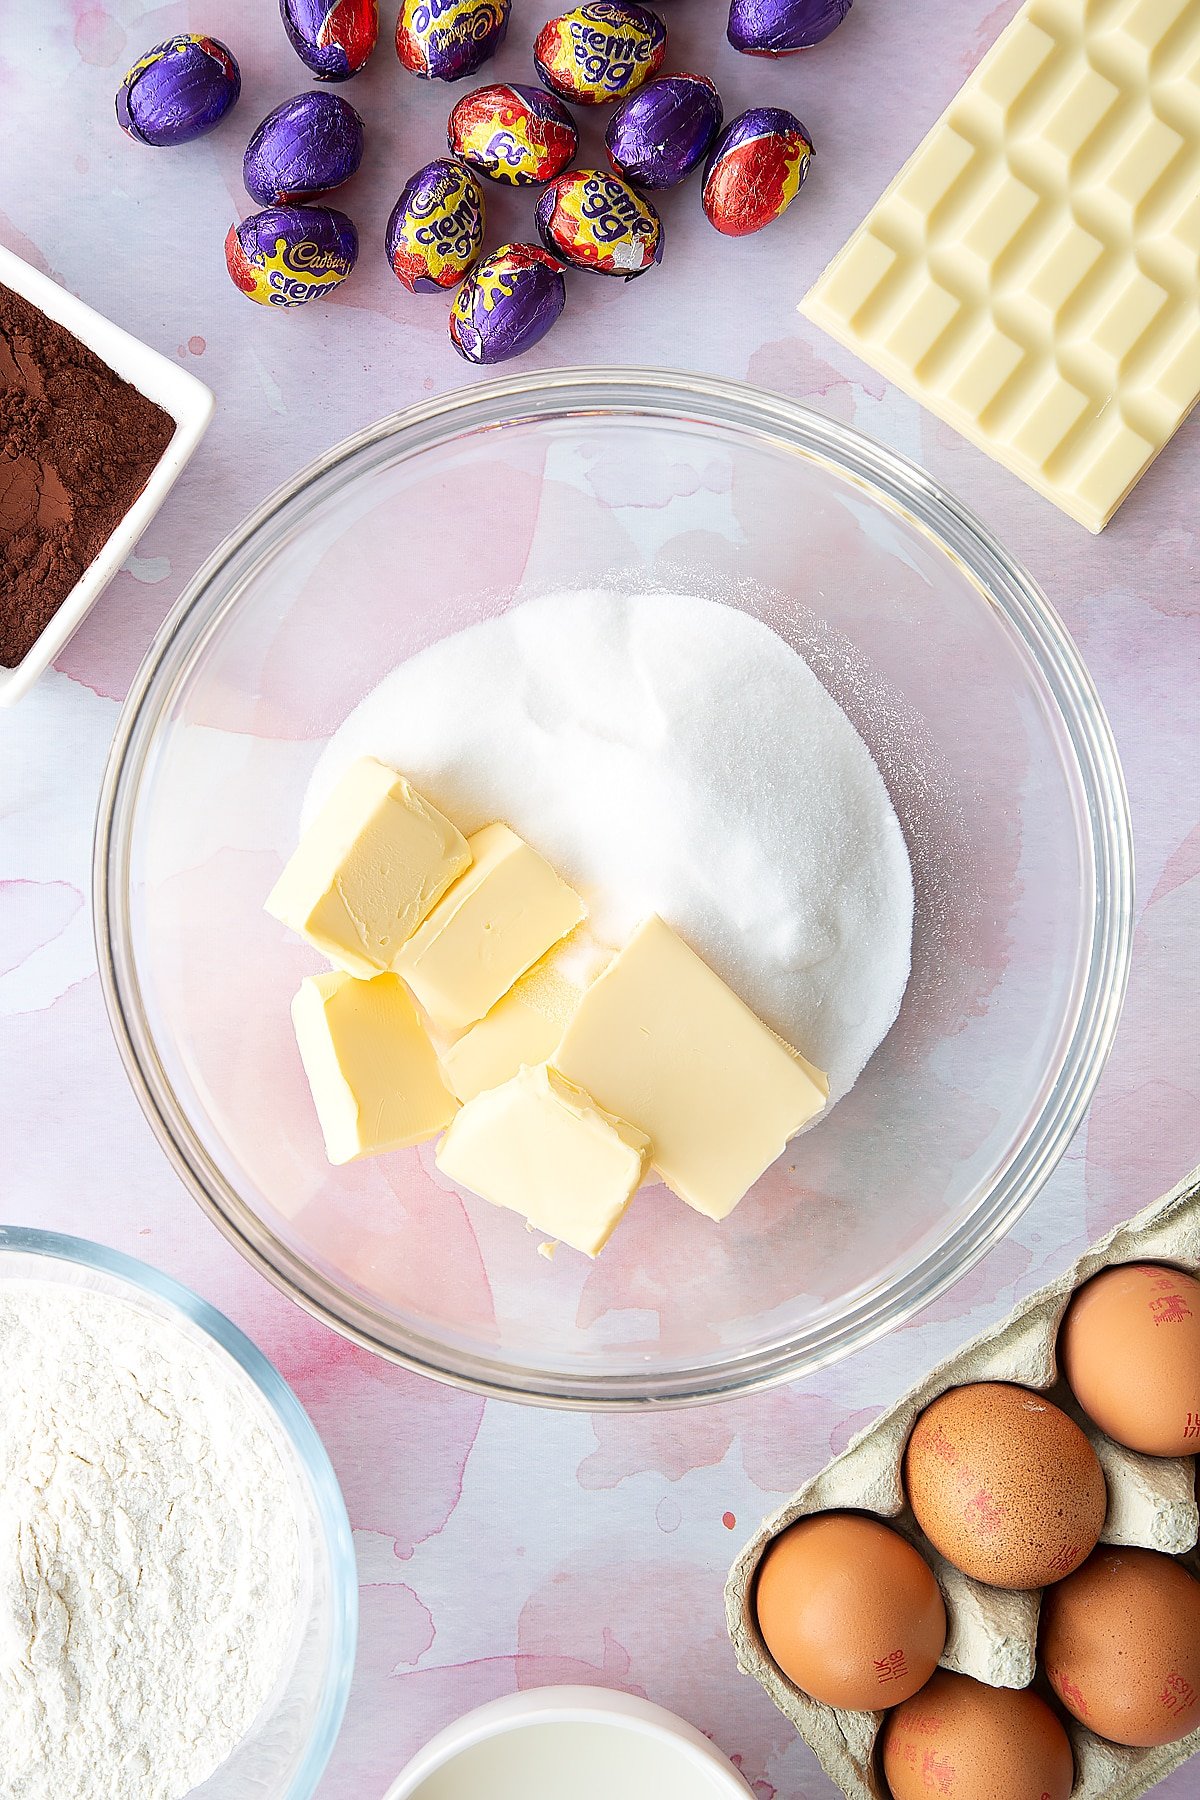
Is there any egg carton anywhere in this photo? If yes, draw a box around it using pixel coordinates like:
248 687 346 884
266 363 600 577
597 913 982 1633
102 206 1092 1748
726 1163 1200 1800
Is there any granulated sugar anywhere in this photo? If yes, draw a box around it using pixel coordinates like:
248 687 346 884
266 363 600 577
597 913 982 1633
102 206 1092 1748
309 590 913 1105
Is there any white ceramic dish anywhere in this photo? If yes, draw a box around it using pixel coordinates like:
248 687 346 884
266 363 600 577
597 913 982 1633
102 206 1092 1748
382 1687 755 1799
0 242 213 707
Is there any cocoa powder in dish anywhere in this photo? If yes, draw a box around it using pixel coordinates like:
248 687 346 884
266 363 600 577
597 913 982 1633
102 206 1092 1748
0 282 174 667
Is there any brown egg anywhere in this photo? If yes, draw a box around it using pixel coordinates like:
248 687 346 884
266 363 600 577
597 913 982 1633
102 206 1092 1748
903 1382 1106 1589
753 1512 946 1710
880 1669 1074 1800
1039 1545 1200 1746
1059 1262 1200 1457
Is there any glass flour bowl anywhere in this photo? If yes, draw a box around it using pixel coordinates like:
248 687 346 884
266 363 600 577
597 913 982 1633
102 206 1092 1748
95 369 1133 1408
0 1226 357 1797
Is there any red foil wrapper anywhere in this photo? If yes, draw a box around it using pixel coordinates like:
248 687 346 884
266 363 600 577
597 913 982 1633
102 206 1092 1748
702 107 814 236
449 82 578 185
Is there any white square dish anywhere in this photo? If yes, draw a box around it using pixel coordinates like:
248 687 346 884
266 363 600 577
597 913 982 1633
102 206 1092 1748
0 242 214 707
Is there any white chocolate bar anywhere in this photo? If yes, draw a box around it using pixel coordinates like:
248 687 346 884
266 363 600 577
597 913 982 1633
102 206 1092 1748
802 0 1200 531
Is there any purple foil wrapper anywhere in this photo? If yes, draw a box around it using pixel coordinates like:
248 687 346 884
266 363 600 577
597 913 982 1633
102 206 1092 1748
226 204 359 306
386 158 486 292
727 0 851 54
396 0 511 82
449 243 566 363
605 73 722 188
116 34 241 148
280 0 379 78
243 92 365 206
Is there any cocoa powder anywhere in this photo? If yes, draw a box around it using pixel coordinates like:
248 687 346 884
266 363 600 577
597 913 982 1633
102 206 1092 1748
0 282 174 667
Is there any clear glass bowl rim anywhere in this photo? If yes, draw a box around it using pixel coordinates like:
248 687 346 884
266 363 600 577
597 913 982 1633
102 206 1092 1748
0 1224 358 1795
94 366 1135 1410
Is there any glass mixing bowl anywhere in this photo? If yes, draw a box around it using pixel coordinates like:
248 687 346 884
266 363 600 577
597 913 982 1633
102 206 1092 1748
0 1226 357 1797
95 369 1132 1407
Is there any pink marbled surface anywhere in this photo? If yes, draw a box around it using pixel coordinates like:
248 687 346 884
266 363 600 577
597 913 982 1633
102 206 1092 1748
1 2 1198 1795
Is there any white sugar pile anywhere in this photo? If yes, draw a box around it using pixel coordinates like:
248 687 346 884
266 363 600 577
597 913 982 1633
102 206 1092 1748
307 590 914 1107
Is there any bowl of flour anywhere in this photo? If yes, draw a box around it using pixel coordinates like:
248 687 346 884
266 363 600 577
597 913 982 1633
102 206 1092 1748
96 369 1132 1405
0 1227 356 1800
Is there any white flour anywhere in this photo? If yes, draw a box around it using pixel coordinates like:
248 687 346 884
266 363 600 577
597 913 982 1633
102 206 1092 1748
0 1283 302 1800
309 590 914 1105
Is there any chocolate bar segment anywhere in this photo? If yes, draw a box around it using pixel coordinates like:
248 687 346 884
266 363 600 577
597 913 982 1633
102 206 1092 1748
802 0 1200 532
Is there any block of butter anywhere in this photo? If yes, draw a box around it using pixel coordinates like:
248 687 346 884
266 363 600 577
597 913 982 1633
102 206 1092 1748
440 950 585 1104
554 915 828 1221
266 757 471 979
436 1062 650 1257
292 969 457 1164
398 823 586 1034
801 0 1200 531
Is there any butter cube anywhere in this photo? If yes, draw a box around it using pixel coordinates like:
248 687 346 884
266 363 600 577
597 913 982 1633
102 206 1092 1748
292 970 456 1165
435 1063 650 1257
554 915 828 1221
440 950 586 1103
266 758 471 979
398 823 585 1034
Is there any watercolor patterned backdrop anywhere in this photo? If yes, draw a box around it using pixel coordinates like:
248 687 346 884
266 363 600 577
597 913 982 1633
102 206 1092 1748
1 1 1198 1794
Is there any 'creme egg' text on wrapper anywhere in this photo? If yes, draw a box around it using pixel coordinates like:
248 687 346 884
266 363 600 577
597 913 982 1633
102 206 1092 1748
449 244 567 363
702 106 813 236
534 2 667 105
226 204 359 306
535 168 663 278
243 92 365 206
279 0 379 78
387 158 486 291
116 34 241 146
396 0 511 81
449 82 579 185
605 73 723 189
